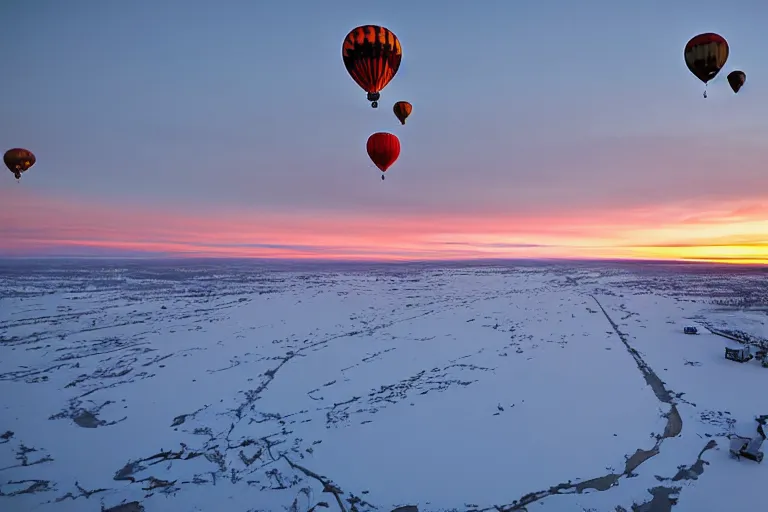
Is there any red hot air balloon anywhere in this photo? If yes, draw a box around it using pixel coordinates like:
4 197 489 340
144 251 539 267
366 132 400 180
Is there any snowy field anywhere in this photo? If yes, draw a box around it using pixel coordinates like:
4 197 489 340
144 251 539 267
0 260 766 512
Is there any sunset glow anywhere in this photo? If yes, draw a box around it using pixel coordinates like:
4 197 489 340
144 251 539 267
2 189 766 264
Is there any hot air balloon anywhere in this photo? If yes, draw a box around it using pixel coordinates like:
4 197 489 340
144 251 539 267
4 148 36 181
366 132 400 180
727 70 746 93
684 33 729 98
342 25 402 108
393 101 412 125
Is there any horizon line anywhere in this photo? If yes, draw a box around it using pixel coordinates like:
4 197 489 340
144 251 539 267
0 255 766 268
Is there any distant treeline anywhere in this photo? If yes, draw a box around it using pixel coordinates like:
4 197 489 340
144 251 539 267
714 328 768 349
709 296 768 308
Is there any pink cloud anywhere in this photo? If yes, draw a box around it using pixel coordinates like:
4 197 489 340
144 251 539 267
1 188 767 263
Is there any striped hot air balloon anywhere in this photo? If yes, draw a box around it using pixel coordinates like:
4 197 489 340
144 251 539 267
342 25 402 108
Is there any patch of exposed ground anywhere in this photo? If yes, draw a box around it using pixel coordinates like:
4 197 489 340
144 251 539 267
103 502 145 512
630 439 718 512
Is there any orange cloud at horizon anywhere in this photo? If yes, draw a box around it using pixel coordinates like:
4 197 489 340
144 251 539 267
1 189 767 264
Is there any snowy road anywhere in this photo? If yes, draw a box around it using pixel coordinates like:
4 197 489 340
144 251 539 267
0 261 766 512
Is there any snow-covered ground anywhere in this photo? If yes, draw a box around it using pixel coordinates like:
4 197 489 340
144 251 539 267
0 260 766 512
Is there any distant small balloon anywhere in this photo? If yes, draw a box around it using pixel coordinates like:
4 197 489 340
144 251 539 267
727 70 746 93
393 101 412 125
4 148 36 181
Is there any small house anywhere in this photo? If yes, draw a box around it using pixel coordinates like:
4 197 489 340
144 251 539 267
725 344 753 363
730 435 764 463
683 326 698 335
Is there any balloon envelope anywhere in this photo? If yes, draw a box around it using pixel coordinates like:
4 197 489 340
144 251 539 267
366 132 400 173
684 33 729 84
727 70 746 93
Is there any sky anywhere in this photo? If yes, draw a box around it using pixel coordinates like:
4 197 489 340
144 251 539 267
1 0 767 263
